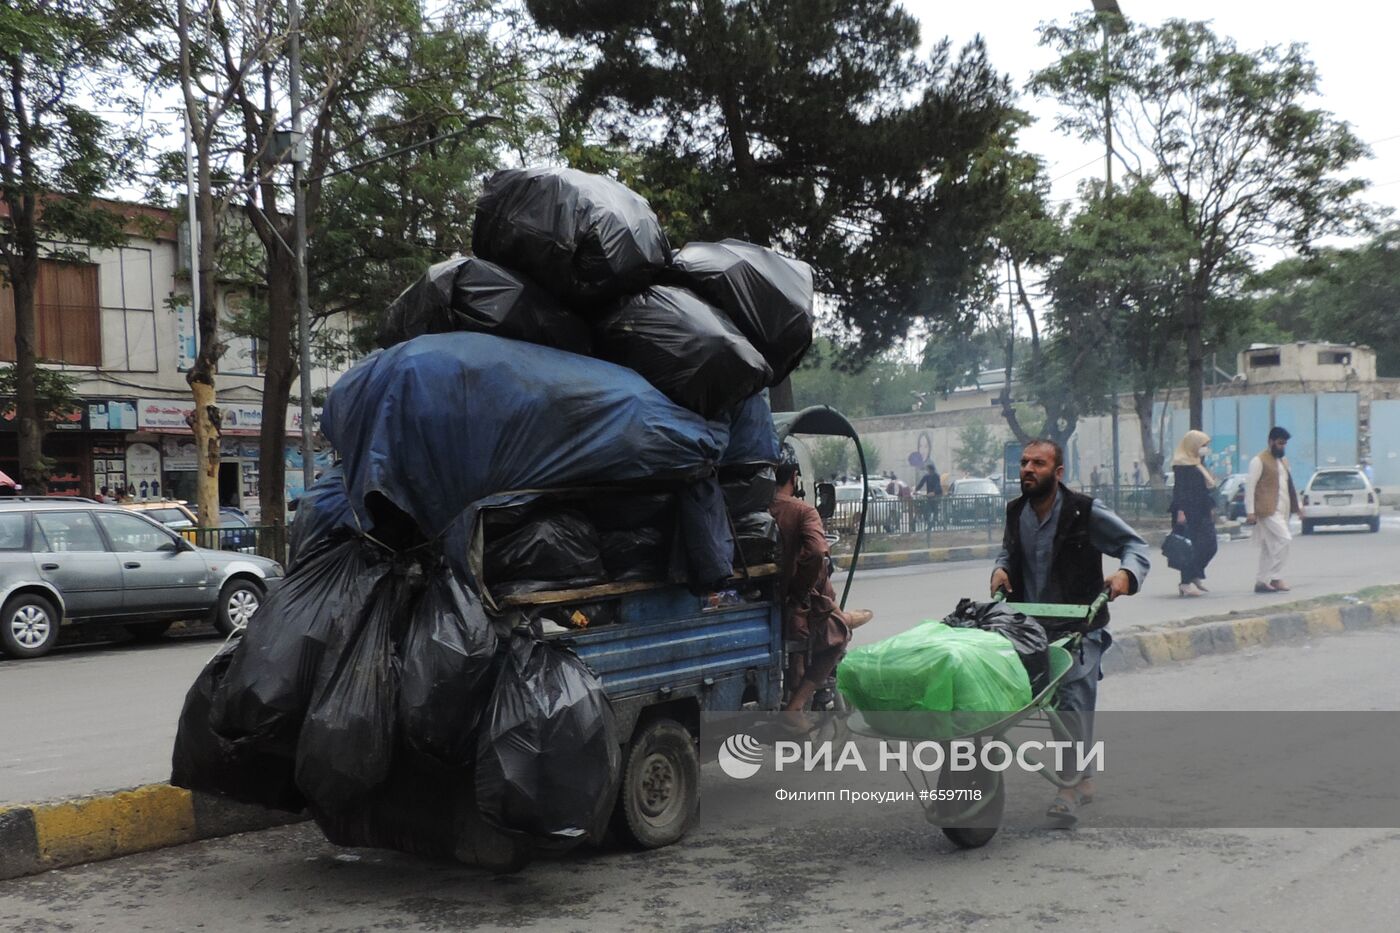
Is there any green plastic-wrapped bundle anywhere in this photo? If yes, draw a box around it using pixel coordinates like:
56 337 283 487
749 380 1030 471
837 621 1032 723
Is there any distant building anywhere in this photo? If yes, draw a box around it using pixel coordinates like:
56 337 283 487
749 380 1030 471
1238 342 1377 386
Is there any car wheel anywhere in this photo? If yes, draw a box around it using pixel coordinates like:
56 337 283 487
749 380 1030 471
1300 520 1314 535
125 620 173 641
614 718 700 849
1368 517 1381 533
1 593 62 659
214 578 264 635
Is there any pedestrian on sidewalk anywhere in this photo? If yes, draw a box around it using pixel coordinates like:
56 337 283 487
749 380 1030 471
1170 430 1219 597
1245 426 1302 593
989 438 1150 826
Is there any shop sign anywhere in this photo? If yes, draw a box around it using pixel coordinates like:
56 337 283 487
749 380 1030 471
1 398 85 431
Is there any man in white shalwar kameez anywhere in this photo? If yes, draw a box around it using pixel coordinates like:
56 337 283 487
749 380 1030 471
1245 426 1302 593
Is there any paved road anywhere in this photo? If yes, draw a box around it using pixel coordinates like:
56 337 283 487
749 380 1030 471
2 517 1398 807
3 630 1398 932
844 514 1400 645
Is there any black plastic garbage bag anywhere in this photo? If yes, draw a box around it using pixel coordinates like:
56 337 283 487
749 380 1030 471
593 285 772 419
212 539 392 757
733 510 780 567
944 599 1051 696
309 744 534 873
399 569 499 767
286 466 356 572
599 527 669 582
674 475 735 593
171 638 305 812
580 491 675 533
471 166 671 308
295 572 406 812
476 633 621 841
376 256 591 355
667 239 815 384
720 465 776 516
484 510 606 590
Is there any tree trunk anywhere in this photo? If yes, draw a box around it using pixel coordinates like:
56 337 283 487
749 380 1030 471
10 257 47 492
258 249 297 527
187 166 221 527
1134 390 1167 488
1185 292 1205 430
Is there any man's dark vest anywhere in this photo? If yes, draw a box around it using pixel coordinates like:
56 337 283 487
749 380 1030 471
1003 484 1109 631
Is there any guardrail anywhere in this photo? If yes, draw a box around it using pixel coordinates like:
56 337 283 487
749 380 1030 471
184 525 288 565
828 484 1185 540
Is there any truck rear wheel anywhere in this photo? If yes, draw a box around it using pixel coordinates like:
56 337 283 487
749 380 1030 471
615 718 699 849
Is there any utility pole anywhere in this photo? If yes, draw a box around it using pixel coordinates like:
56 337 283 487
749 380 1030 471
1093 0 1125 499
289 0 316 494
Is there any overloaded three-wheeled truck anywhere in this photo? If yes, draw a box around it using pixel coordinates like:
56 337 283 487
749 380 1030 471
172 165 870 872
490 406 872 852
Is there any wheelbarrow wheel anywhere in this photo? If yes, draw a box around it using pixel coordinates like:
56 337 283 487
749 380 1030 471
935 763 1005 850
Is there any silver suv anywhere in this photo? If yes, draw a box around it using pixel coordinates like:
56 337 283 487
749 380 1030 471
0 499 284 659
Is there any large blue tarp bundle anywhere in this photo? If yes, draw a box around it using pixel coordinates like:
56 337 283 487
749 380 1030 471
323 332 730 542
722 392 780 466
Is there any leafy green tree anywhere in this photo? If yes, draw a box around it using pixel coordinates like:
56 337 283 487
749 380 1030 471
1242 228 1400 377
1033 15 1370 430
527 0 1027 397
809 438 849 483
954 422 1000 476
0 0 146 491
1047 182 1195 485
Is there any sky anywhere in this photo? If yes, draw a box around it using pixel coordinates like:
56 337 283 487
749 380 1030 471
904 0 1400 229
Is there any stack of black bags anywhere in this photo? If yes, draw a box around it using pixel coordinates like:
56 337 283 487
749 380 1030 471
172 166 813 870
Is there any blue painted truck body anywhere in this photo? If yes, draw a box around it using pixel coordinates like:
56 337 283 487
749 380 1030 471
545 572 785 743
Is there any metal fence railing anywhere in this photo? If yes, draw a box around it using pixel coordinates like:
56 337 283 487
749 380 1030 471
185 524 288 565
827 484 1183 541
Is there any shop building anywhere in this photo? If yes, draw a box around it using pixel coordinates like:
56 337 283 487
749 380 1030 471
0 198 352 520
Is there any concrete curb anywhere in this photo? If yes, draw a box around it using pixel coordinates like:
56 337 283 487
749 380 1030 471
836 543 998 571
1102 595 1400 674
0 784 302 881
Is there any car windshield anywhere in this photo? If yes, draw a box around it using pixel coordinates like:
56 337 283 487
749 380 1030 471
148 507 193 526
834 486 865 502
1310 472 1366 491
953 479 1000 496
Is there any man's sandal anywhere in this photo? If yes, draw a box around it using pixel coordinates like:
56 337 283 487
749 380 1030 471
1046 795 1079 826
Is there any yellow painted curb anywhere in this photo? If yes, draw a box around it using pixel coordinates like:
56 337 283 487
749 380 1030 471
1303 608 1345 637
33 784 196 867
1228 616 1271 648
1370 597 1400 625
1135 632 1173 665
1161 628 1197 661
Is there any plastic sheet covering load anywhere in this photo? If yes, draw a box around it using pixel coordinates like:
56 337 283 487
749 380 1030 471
322 332 729 541
668 239 815 384
286 465 356 571
593 285 772 419
376 256 591 355
837 622 1032 732
599 527 669 582
722 392 781 466
476 632 621 841
471 166 671 308
483 510 607 597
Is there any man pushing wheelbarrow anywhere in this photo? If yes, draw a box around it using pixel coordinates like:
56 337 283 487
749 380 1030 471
989 438 1151 826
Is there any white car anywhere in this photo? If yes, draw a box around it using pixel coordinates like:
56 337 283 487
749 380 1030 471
1300 468 1381 534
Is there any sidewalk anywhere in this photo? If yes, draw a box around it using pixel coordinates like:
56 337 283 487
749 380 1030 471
3 585 1398 881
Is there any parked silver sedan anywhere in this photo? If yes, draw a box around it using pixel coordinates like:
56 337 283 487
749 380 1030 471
0 498 284 659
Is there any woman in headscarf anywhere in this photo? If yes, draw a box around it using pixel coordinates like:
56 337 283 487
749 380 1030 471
1169 430 1219 596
